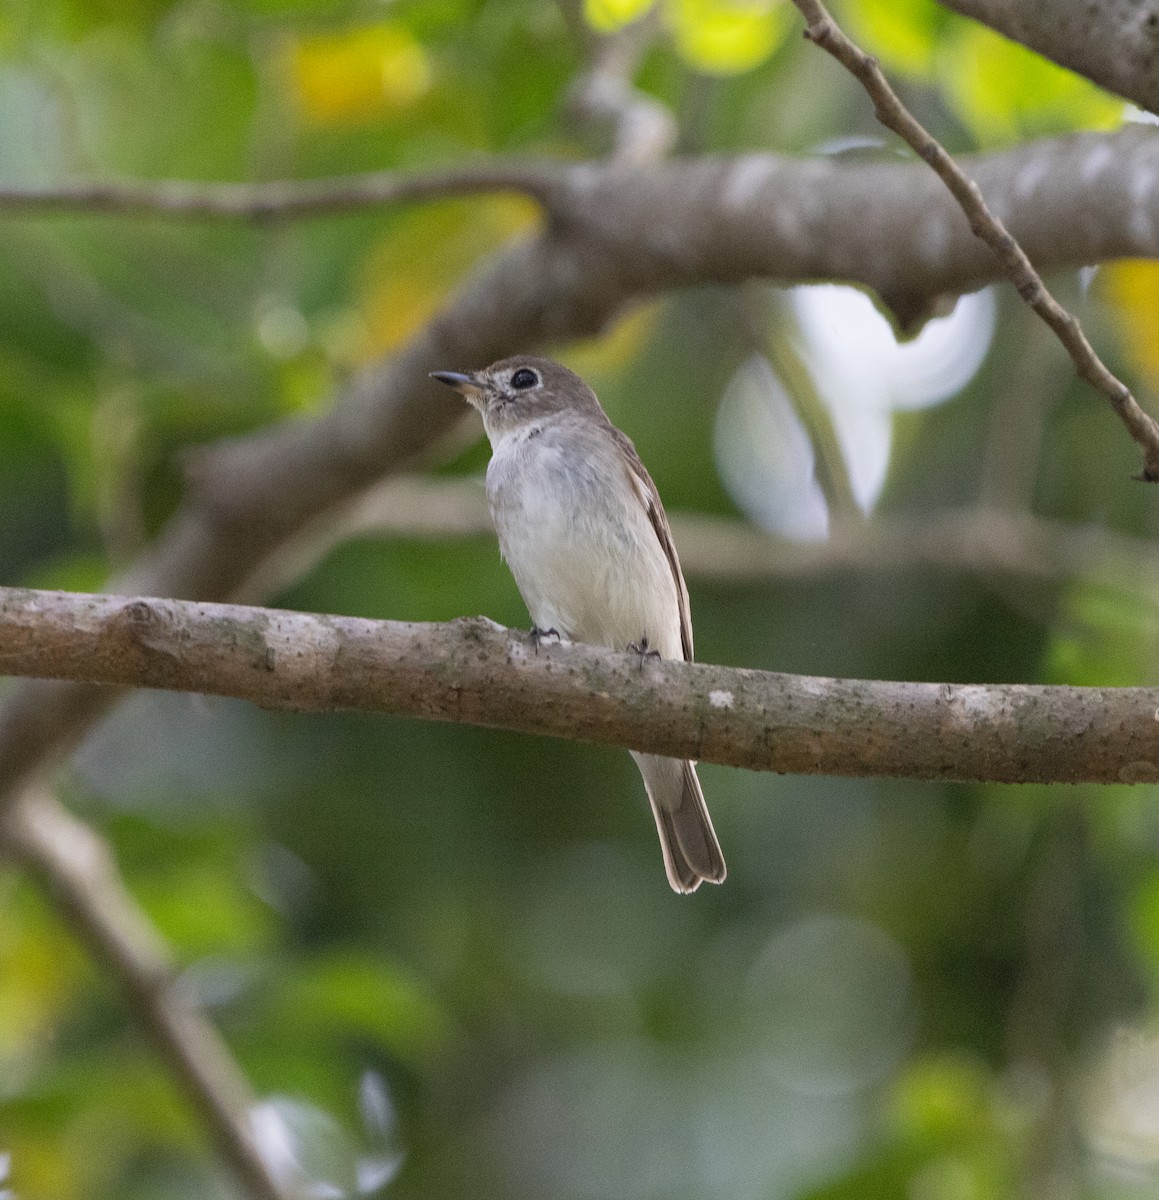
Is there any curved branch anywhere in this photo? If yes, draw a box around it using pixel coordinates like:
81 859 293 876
2 790 297 1200
561 5 677 165
936 0 1159 115
2 587 1158 785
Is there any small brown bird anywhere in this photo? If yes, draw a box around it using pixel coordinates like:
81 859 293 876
432 356 726 892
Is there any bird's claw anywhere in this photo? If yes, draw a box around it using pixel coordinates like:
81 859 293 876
627 637 662 669
530 626 561 654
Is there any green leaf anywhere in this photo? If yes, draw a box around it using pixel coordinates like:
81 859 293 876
943 23 1124 144
1046 585 1159 688
891 1054 996 1147
271 953 455 1067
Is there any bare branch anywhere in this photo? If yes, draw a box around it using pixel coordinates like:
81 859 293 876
789 0 1159 481
936 0 1159 114
0 161 559 220
5 132 1159 314
2 789 298 1200
2 587 1159 785
237 476 1159 601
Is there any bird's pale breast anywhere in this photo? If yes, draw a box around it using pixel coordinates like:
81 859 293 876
485 418 682 659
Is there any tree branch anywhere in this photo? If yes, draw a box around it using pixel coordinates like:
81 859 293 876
234 475 1159 601
936 0 1159 115
6 131 1159 316
2 586 1158 785
789 0 1159 481
1 789 298 1200
0 161 559 220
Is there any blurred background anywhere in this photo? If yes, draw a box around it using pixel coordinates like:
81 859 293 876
2 1 1159 1197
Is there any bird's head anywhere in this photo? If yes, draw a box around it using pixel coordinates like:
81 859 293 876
431 356 601 437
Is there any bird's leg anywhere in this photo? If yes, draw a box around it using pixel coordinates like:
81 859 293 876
627 635 662 669
529 626 561 654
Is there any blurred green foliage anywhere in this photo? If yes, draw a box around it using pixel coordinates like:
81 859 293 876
1 1 1158 1199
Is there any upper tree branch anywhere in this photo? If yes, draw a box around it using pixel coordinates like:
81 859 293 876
936 0 1159 115
2 586 1159 786
5 129 1159 312
790 0 1159 480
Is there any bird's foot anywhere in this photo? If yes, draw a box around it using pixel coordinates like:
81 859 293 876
627 636 662 669
529 626 561 654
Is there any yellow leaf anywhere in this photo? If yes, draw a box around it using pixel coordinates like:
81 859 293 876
0 882 89 1068
668 0 792 75
286 22 431 127
562 301 662 381
584 0 656 34
1100 259 1159 392
358 196 540 360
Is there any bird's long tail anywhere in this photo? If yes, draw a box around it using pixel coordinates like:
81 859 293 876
631 753 726 893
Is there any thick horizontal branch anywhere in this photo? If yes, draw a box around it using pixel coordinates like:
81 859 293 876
6 130 1159 319
3 587 1158 785
936 0 1159 115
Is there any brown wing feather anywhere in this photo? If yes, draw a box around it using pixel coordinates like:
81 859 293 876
608 426 693 663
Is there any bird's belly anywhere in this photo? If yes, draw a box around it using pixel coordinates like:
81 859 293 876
487 443 681 657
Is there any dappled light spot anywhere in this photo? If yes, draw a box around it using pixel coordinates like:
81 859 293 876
715 286 995 538
285 23 432 127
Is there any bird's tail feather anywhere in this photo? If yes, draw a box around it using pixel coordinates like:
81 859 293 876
631 753 726 894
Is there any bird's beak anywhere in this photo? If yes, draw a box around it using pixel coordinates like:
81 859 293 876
430 370 484 406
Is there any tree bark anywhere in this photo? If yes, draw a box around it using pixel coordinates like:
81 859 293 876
3 587 1158 786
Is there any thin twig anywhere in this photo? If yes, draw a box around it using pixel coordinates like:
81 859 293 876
2 790 299 1200
3 587 1159 784
789 0 1159 482
0 161 559 221
734 287 862 523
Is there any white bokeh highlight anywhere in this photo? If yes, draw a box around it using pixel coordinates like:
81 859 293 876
716 285 996 539
714 354 830 540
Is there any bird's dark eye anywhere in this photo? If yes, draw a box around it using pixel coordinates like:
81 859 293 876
510 367 539 390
